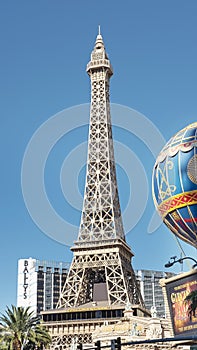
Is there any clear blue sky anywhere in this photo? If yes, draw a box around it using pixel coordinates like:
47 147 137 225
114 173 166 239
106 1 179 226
1 0 197 313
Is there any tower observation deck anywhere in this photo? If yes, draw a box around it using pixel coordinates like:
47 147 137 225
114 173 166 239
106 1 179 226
57 29 144 309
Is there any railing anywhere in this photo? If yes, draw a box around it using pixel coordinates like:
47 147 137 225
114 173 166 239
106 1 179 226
73 238 125 247
86 60 113 72
77 335 197 350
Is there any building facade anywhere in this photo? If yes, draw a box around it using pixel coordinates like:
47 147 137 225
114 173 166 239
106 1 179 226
17 258 69 314
135 270 174 318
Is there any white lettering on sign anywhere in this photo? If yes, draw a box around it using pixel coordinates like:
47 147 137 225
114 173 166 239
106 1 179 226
23 260 28 299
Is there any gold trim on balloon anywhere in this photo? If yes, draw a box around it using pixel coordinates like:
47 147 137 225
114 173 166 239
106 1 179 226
157 190 197 218
156 160 176 200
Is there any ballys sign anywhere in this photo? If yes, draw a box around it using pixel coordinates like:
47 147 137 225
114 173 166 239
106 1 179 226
23 260 28 299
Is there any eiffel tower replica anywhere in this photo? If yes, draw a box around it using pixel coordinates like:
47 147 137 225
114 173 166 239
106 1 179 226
58 28 144 309
42 29 147 349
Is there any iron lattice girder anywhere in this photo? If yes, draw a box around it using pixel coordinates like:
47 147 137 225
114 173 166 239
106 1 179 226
78 66 124 243
58 242 143 308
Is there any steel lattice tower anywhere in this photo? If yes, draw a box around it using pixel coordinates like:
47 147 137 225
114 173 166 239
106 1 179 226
58 29 144 309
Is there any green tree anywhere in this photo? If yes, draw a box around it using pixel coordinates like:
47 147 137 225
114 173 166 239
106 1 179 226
185 290 197 320
0 305 51 350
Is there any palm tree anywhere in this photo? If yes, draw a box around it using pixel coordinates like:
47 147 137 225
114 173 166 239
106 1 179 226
185 290 197 320
0 305 51 350
25 324 51 350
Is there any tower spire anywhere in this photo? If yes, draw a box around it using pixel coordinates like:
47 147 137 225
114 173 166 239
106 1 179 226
58 31 144 309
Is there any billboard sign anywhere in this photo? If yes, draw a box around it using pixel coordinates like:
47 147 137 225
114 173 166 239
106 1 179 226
166 272 197 335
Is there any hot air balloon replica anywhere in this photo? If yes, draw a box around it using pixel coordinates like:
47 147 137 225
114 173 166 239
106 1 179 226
152 122 197 248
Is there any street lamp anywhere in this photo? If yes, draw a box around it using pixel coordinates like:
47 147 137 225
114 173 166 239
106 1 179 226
165 256 197 269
